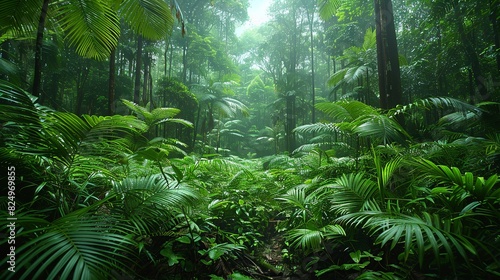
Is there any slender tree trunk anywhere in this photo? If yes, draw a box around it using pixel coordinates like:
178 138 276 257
285 92 296 154
453 3 489 101
168 43 174 78
134 35 143 104
285 7 298 154
374 0 403 109
490 0 500 73
436 24 444 96
0 41 10 81
143 50 149 105
308 9 316 124
76 65 90 115
108 48 116 115
182 37 188 83
341 59 346 98
193 104 202 149
149 71 153 111
33 0 50 98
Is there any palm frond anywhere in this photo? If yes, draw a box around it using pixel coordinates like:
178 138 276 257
0 0 39 39
327 173 380 215
317 100 378 121
56 0 120 60
338 211 477 268
353 114 410 145
121 99 190 128
318 0 342 20
0 80 40 123
286 224 346 252
195 157 255 178
438 111 479 128
109 175 200 234
215 97 249 118
327 68 348 86
391 97 482 117
1 213 137 280
315 101 353 121
119 0 174 40
294 122 343 135
151 107 181 120
414 159 500 201
373 150 403 193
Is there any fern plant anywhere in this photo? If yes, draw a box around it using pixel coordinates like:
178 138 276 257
0 81 203 279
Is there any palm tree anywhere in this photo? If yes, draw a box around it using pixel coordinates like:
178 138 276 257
191 82 249 152
0 0 121 98
327 28 379 106
294 100 410 158
319 0 403 109
0 80 201 279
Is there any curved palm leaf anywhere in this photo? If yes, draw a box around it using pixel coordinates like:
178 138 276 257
121 99 191 128
318 0 342 20
316 100 378 121
214 97 250 118
193 157 256 181
414 159 500 202
326 173 380 215
294 122 344 135
0 0 41 41
109 175 200 234
353 114 410 145
56 0 120 60
0 80 39 124
390 97 482 118
119 0 174 40
286 224 346 252
337 211 477 268
1 213 137 280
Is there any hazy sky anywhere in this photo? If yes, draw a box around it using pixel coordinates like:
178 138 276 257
236 0 271 35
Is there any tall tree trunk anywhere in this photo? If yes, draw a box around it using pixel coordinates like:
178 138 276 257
164 39 169 76
453 3 489 101
168 42 174 78
143 50 149 105
134 35 143 104
285 7 298 154
307 8 316 124
374 0 403 109
0 41 10 81
490 0 500 73
193 104 202 150
108 48 116 115
182 37 188 83
285 92 296 154
436 24 444 96
33 0 50 98
76 65 90 115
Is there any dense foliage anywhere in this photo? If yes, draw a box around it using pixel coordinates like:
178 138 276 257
1 0 500 279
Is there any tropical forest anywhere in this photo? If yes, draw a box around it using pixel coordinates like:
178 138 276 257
1 0 500 279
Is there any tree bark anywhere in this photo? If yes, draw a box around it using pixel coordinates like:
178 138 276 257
490 0 500 73
0 41 10 81
307 8 316 124
143 50 149 105
33 0 50 98
453 3 489 101
108 48 116 115
76 64 90 115
374 0 403 109
182 37 188 83
134 35 143 104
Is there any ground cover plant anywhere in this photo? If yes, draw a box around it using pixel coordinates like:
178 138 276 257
1 82 499 279
1 0 500 279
